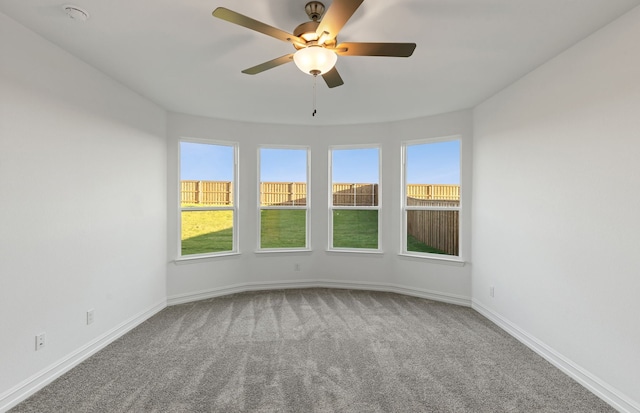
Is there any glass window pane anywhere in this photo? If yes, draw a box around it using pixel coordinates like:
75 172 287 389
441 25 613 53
259 148 308 249
406 141 460 206
260 148 308 206
333 210 378 249
181 210 233 255
260 210 306 249
332 148 379 206
406 210 458 256
180 142 234 207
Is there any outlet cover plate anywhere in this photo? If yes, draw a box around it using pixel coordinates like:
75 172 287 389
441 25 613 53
35 333 46 351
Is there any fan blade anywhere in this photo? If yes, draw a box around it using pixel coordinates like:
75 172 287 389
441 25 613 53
334 42 416 57
242 54 294 75
213 7 304 45
322 67 344 88
316 0 364 41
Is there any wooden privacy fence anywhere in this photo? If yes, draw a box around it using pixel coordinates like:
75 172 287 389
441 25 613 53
181 180 233 205
180 181 459 206
260 182 308 206
181 180 460 255
406 184 460 201
181 181 381 206
406 197 460 256
332 183 378 206
260 182 378 206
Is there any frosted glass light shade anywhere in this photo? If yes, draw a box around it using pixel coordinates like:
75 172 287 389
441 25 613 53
293 46 337 75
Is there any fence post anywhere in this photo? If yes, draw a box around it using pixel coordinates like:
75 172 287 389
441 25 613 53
370 184 376 206
352 184 356 206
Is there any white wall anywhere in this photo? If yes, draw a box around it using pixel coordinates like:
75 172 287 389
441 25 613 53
0 12 167 410
472 6 640 412
167 111 473 305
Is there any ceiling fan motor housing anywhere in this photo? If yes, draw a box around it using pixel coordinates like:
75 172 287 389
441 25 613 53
293 21 337 50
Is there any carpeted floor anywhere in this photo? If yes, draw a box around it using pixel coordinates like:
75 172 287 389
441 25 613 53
11 288 615 412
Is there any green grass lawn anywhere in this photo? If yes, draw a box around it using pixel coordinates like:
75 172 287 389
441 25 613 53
407 234 446 254
260 209 306 248
181 208 439 255
332 209 379 249
181 210 233 255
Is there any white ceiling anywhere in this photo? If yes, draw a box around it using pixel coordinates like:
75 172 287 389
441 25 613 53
1 0 638 126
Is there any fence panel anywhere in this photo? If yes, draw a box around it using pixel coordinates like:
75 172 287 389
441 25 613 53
260 182 307 206
406 196 459 255
180 181 232 206
406 208 459 256
332 183 378 206
201 181 232 205
406 197 460 208
406 184 459 201
181 180 199 204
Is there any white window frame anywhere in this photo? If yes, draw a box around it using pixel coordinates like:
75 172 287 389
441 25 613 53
177 138 239 261
257 145 311 252
328 144 382 253
400 136 463 262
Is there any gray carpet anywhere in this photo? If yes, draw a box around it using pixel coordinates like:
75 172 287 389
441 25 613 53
11 288 614 412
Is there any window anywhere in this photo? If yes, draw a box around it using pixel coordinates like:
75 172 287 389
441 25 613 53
259 147 310 250
402 138 461 258
179 141 237 257
329 146 381 251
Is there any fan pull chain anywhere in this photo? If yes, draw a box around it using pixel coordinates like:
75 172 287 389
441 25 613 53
312 74 317 117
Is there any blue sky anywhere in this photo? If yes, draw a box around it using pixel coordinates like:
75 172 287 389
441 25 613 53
260 148 307 182
406 140 460 185
332 148 379 183
180 142 234 181
181 141 460 184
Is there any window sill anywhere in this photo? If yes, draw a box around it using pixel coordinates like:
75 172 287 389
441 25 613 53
326 248 384 255
173 251 240 264
254 248 312 254
398 252 466 266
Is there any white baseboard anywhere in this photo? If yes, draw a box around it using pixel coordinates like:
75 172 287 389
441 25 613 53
472 299 640 413
0 299 167 413
167 279 471 307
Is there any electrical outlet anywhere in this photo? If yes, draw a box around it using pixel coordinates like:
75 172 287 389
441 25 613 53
294 263 301 271
35 333 46 351
87 309 94 325
490 286 495 298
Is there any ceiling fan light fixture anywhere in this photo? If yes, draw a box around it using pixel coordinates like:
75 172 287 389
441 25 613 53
293 46 337 76
300 32 318 42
